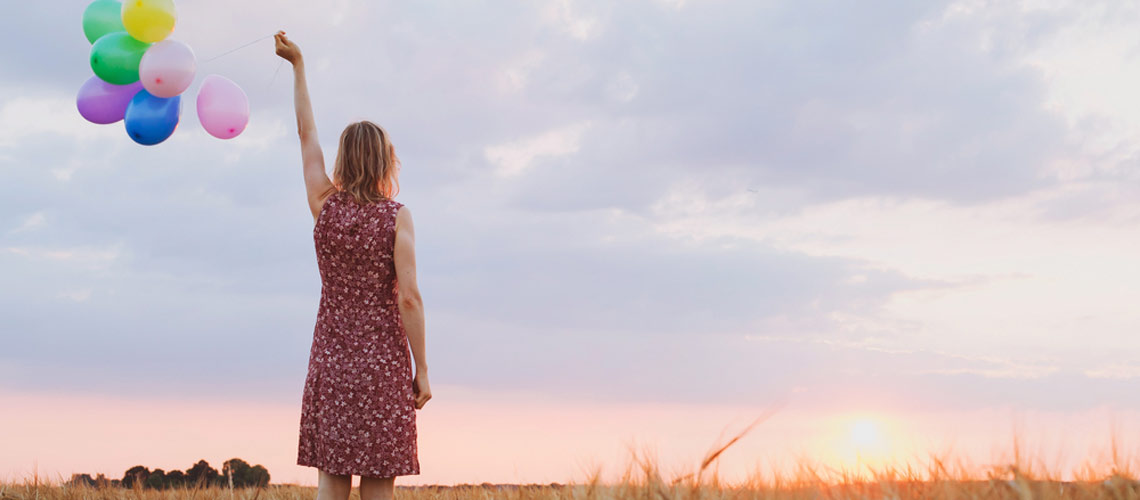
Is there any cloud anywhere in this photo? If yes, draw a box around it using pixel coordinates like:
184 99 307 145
1085 364 1140 380
647 180 1140 366
6 212 46 234
542 0 603 41
497 49 547 93
6 243 125 271
484 121 591 177
0 95 121 148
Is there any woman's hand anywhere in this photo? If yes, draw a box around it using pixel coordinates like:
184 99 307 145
412 371 432 410
274 30 302 65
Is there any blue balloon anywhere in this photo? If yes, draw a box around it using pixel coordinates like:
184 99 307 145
124 89 181 145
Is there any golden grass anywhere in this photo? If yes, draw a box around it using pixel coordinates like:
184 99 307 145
3 417 1139 500
2 456 1138 500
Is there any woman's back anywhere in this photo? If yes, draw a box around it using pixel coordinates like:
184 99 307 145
298 189 420 477
314 190 404 302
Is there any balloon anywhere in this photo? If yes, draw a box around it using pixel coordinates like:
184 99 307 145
121 0 176 44
90 31 151 85
76 76 143 124
124 89 181 145
139 40 195 98
82 0 125 44
197 75 249 140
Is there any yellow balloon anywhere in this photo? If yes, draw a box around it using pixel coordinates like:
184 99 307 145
121 0 176 43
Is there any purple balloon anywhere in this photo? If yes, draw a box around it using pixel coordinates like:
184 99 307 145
76 75 143 124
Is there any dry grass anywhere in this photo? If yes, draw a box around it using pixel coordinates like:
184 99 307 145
3 416 1139 500
3 456 1138 500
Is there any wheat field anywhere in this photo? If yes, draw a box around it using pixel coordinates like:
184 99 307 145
3 461 1140 500
5 432 1140 500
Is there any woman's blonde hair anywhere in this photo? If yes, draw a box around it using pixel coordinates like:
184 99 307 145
332 120 400 203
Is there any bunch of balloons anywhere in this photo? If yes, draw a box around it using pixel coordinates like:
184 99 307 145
77 0 251 145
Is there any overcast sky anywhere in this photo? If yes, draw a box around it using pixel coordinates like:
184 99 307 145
4 0 1140 486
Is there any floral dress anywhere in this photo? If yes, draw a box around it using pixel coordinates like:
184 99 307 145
297 190 419 477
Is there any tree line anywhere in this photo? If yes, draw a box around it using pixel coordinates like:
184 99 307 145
66 458 270 489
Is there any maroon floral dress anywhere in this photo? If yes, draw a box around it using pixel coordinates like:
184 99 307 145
297 190 420 477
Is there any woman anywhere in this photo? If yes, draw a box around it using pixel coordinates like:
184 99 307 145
275 31 431 500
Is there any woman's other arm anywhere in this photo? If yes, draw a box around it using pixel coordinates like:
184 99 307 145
393 206 431 409
275 31 335 222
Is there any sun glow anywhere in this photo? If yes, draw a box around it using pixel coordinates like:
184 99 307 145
807 414 906 477
851 418 882 449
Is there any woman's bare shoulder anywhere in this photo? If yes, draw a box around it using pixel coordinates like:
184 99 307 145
394 203 414 231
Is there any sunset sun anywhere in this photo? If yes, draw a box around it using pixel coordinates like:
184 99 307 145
850 418 882 449
823 415 896 473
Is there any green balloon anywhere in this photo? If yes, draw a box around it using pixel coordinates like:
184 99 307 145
90 32 151 85
82 0 125 44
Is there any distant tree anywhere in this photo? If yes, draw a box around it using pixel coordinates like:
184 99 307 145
121 465 149 489
108 458 268 490
248 464 270 487
67 473 95 487
222 458 270 487
165 469 186 488
185 460 219 488
145 468 167 490
223 458 249 487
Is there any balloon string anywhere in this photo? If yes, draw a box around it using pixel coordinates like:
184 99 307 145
199 33 277 64
266 59 286 90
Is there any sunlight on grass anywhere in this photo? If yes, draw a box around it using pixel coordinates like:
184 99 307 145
3 412 1139 500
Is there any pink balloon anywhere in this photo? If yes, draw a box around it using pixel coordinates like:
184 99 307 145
77 75 143 124
139 40 196 98
196 74 249 140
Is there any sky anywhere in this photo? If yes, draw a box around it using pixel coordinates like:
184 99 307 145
4 0 1140 488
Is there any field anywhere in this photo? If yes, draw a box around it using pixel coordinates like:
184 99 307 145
5 436 1140 500
4 464 1140 500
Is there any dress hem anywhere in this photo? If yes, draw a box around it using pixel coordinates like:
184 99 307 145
296 457 421 477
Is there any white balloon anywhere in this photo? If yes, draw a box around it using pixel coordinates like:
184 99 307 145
139 40 196 98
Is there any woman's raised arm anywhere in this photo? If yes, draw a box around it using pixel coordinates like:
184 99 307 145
275 30 336 222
